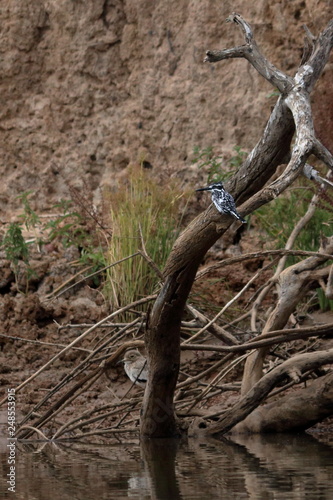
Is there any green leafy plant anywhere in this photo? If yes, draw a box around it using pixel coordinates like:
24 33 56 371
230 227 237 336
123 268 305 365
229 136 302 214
2 222 31 292
45 210 84 248
229 145 248 169
316 287 333 312
2 223 29 266
2 192 38 290
256 184 333 311
192 146 224 183
256 188 332 255
2 192 107 292
192 145 247 183
266 88 281 98
45 198 106 272
17 191 41 230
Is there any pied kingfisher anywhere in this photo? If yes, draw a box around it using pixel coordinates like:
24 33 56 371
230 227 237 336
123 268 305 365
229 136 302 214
196 182 246 223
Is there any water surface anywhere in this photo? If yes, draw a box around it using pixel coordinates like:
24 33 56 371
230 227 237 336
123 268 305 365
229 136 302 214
0 432 332 499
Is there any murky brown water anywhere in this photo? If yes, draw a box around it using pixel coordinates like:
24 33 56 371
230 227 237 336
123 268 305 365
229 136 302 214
0 432 332 499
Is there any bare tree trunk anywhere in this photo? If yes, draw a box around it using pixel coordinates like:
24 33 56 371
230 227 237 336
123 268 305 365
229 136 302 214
141 14 333 438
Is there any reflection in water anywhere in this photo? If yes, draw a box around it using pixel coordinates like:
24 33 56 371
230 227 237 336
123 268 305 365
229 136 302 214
0 433 332 499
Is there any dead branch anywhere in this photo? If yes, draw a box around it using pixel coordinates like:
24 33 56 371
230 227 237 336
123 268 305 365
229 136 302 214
0 295 155 408
185 304 239 345
204 349 333 436
196 248 333 281
250 191 320 330
326 264 333 299
46 252 141 299
181 321 333 354
17 337 145 435
233 371 333 433
183 260 276 347
242 236 333 395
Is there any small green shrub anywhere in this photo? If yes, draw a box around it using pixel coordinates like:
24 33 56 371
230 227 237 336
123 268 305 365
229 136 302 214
256 187 332 257
192 145 247 183
256 184 333 311
2 223 30 266
1 192 106 292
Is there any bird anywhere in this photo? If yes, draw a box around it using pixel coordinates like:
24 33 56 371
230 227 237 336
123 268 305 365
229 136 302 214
196 181 246 223
119 349 148 388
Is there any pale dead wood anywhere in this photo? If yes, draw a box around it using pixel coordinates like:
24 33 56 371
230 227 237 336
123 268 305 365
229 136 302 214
242 237 333 395
0 333 91 352
18 369 104 440
17 337 145 436
185 304 239 346
185 353 250 414
181 322 333 354
250 192 320 331
326 263 333 299
18 426 49 441
204 349 333 436
176 354 235 391
196 248 333 281
12 14 333 442
52 399 141 440
183 260 276 345
233 371 333 433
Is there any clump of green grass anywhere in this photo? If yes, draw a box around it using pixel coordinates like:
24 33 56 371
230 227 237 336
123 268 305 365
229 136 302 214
105 167 188 311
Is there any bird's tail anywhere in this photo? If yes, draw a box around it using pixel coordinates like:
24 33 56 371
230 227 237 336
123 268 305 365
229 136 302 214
231 211 246 223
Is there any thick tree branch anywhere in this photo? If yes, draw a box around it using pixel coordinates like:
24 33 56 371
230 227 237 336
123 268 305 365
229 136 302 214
141 14 333 438
205 349 333 436
205 13 294 93
234 371 333 433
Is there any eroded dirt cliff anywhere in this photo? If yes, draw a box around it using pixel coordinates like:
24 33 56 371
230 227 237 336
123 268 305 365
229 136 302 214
1 0 332 215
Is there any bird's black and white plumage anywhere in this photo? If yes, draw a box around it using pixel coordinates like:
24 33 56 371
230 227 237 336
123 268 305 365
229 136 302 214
196 182 246 223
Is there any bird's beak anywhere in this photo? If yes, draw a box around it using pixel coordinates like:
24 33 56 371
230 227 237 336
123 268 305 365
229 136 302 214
116 358 125 365
195 186 211 192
